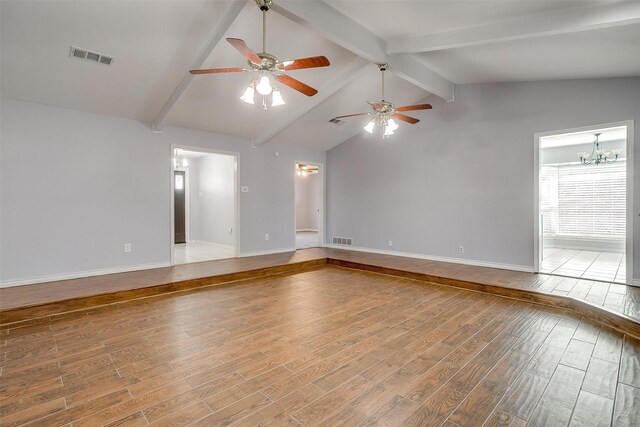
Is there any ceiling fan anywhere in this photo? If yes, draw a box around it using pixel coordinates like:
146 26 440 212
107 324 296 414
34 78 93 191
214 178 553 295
189 0 330 109
333 63 432 137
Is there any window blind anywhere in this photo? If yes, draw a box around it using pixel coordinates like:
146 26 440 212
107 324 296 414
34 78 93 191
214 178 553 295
541 162 626 239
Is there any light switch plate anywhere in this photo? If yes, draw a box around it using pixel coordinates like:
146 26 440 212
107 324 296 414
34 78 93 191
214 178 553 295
241 186 249 193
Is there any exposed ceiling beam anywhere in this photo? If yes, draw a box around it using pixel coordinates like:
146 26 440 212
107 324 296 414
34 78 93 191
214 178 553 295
387 1 640 54
152 0 246 132
271 1 454 101
252 57 369 146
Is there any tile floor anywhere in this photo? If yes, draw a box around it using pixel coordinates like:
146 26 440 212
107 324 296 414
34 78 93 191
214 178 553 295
174 241 235 264
542 247 626 283
296 230 319 249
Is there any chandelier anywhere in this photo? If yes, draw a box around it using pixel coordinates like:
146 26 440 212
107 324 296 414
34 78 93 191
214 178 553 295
296 163 318 176
577 133 620 165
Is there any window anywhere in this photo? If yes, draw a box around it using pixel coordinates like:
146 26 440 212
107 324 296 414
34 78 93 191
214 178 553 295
541 162 626 239
175 174 184 190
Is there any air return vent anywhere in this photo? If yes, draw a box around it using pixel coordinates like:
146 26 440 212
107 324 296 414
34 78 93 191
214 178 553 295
69 46 113 67
328 118 345 125
332 236 353 246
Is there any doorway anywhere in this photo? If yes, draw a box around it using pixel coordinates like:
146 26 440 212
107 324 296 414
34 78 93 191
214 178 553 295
534 122 634 284
174 170 187 244
171 147 239 265
294 162 323 250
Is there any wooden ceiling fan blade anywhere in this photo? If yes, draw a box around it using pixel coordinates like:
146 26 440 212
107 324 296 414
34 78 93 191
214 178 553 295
189 67 247 75
393 113 420 124
226 38 262 64
276 75 318 96
396 103 433 112
333 112 370 119
278 56 330 71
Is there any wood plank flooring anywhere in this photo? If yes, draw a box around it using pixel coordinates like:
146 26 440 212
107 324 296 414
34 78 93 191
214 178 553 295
1 266 638 426
2 248 639 328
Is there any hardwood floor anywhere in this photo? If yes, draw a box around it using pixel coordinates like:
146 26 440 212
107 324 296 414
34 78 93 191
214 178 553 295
1 267 638 426
2 248 640 334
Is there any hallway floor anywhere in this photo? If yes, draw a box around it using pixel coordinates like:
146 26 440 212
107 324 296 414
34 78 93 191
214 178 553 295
174 241 234 264
542 247 626 283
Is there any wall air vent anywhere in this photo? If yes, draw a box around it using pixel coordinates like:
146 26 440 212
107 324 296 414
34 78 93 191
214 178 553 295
332 236 353 246
69 46 113 67
328 118 345 125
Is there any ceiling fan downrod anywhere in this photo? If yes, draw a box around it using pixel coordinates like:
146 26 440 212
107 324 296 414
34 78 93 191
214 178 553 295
256 0 271 53
378 63 388 101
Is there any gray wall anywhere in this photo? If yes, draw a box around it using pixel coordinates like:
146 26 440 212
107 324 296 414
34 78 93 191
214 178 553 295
192 153 235 247
0 98 325 283
327 77 640 279
295 173 320 231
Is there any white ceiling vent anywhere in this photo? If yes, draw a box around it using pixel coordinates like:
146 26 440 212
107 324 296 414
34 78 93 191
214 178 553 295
69 46 113 67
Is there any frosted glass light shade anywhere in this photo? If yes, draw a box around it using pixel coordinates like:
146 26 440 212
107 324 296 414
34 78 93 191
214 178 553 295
387 119 399 132
240 85 255 104
271 88 285 106
256 75 273 95
383 125 395 136
363 120 375 134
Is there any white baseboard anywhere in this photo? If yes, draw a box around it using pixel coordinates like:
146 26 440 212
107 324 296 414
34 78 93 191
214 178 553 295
325 245 534 274
0 262 172 288
296 229 318 233
191 240 234 251
239 247 296 258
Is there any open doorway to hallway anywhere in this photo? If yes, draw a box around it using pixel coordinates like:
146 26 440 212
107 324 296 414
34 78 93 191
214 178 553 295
294 162 323 250
171 147 238 264
535 123 633 284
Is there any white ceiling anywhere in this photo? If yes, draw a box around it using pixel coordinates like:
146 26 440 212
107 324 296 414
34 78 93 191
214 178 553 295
416 23 640 84
1 0 638 151
325 0 611 39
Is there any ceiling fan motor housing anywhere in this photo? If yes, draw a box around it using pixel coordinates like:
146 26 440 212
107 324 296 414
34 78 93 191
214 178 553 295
374 101 395 114
248 53 278 70
255 0 272 11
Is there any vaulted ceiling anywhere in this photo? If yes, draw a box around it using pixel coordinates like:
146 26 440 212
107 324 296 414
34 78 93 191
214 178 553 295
2 0 639 151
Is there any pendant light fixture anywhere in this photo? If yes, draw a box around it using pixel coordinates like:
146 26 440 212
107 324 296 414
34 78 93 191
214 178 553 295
577 133 621 165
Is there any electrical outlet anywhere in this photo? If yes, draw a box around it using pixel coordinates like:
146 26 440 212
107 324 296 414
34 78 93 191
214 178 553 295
388 240 393 247
264 233 270 241
124 243 132 253
458 245 464 254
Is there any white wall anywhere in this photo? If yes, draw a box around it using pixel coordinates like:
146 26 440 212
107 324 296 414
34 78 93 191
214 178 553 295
327 77 640 280
191 153 235 247
186 160 199 242
0 98 325 284
295 173 319 231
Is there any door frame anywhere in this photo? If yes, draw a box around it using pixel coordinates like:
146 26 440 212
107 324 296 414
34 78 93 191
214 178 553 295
533 120 635 285
293 160 325 249
170 145 240 265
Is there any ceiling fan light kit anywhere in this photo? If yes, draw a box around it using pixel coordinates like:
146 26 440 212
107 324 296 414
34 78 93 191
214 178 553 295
189 0 330 111
333 63 433 138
